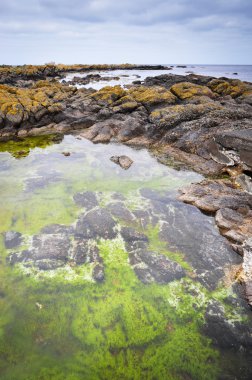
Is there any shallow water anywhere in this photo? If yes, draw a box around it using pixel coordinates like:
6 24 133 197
0 135 251 380
62 64 252 90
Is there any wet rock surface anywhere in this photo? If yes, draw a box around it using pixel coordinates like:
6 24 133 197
179 179 252 248
3 231 22 249
129 248 185 284
63 74 120 86
139 189 242 290
203 300 252 349
110 155 133 169
4 185 252 363
73 191 99 210
75 208 117 239
5 188 240 291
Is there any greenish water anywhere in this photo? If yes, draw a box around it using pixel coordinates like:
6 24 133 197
0 135 251 380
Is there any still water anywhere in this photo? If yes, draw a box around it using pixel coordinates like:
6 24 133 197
0 135 251 380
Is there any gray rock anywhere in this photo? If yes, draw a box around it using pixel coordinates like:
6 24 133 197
121 227 148 245
73 191 99 210
32 234 71 263
92 263 105 282
129 249 185 284
41 224 74 235
107 202 135 223
203 300 252 349
4 231 22 249
216 129 252 170
73 240 100 265
6 250 32 265
75 208 117 239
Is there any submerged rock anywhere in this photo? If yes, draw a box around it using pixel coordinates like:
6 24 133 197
92 262 105 282
75 208 117 239
73 191 99 210
203 300 252 349
129 249 185 284
138 189 242 290
120 225 184 284
106 202 136 223
3 231 22 249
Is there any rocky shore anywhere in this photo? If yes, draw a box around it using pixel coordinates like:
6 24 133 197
0 66 251 306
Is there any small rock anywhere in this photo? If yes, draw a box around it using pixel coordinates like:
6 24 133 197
4 231 22 249
110 155 133 170
92 263 105 282
62 152 70 156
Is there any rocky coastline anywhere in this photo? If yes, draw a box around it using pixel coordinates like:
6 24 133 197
0 65 251 306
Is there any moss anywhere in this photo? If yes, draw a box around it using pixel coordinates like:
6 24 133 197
0 135 62 158
208 78 252 98
0 81 75 126
0 135 250 380
170 82 215 100
128 86 176 107
150 103 222 127
145 224 192 271
91 86 126 104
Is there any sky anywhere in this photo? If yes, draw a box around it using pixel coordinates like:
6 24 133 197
0 0 251 65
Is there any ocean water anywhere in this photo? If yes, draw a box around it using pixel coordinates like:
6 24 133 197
166 64 252 82
62 64 252 90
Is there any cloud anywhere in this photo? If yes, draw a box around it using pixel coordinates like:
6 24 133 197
0 0 251 64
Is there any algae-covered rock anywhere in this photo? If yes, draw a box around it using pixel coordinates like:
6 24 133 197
208 78 252 98
170 82 215 100
128 85 177 108
91 85 126 105
75 208 117 239
150 103 221 129
73 191 99 210
3 231 22 249
0 81 76 130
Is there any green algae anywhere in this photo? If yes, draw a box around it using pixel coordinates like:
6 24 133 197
0 135 62 159
0 134 250 379
145 224 192 271
0 236 220 380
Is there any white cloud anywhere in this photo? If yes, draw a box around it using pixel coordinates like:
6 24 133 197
0 0 251 64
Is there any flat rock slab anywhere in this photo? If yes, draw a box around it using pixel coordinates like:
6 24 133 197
106 202 136 223
73 191 99 210
216 128 252 169
129 249 185 284
32 234 71 262
203 300 252 349
179 180 252 213
179 179 252 250
75 208 117 239
139 189 242 290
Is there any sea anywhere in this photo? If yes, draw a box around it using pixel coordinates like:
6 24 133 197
62 64 252 90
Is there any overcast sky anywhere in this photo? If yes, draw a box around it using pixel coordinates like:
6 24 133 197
0 0 251 64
